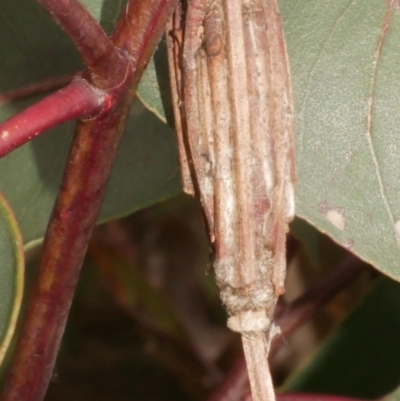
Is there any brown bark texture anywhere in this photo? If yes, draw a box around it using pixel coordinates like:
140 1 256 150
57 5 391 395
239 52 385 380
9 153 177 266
167 1 295 400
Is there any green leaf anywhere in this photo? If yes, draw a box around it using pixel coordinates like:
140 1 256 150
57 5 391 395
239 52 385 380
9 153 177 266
0 193 24 366
279 0 400 279
0 0 80 91
290 218 323 269
283 278 400 399
385 385 400 401
0 0 181 248
3 0 400 281
137 37 174 125
0 97 180 248
140 0 400 280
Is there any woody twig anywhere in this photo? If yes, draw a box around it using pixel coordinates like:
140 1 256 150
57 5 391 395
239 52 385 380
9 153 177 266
167 1 295 400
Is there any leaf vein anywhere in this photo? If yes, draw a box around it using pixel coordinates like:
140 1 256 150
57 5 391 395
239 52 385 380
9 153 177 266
366 2 396 227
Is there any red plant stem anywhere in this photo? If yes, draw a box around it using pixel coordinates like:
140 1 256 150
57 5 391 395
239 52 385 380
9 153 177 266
0 1 178 400
0 77 133 401
35 0 124 88
0 78 104 158
0 75 73 105
0 0 177 151
112 0 173 77
206 255 367 401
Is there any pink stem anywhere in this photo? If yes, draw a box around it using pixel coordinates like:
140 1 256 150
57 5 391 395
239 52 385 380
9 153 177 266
0 1 179 400
0 75 73 105
113 0 173 76
0 78 104 158
36 0 124 88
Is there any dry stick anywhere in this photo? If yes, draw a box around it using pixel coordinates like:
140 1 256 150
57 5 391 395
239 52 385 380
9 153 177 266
0 78 103 158
167 1 295 401
206 255 367 401
0 1 179 401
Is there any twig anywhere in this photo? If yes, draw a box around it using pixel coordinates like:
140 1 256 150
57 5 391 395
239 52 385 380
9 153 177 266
0 75 73 105
206 255 367 401
0 78 103 158
36 0 124 88
0 75 132 401
112 0 177 81
167 1 295 401
0 1 178 400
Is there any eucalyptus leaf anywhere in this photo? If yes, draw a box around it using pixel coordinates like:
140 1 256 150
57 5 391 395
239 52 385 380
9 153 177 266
280 0 400 279
0 0 181 248
0 193 24 366
2 0 400 279
140 0 400 280
0 97 181 248
385 384 400 401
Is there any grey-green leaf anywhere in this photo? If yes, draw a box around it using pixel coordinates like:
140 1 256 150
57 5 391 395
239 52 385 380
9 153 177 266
0 0 181 248
280 0 400 280
385 384 400 401
0 97 181 248
2 0 400 281
141 0 400 280
0 193 24 366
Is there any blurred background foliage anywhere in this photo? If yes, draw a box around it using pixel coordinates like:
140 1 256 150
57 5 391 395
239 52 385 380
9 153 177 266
2 0 400 399
14 193 396 401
